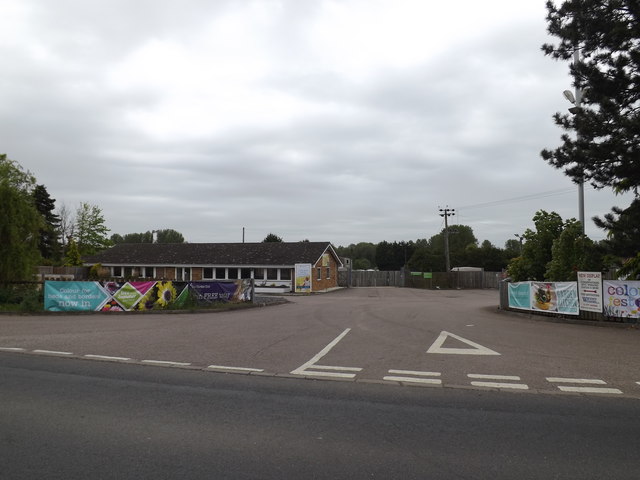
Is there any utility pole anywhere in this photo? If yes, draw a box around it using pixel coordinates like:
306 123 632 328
439 207 455 272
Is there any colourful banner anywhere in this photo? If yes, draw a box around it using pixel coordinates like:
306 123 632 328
531 282 578 315
45 280 252 312
295 263 312 293
603 280 640 319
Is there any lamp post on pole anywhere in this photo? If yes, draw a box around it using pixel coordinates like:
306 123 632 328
439 207 455 272
563 48 585 235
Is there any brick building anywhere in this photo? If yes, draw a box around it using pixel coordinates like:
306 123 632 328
83 242 342 293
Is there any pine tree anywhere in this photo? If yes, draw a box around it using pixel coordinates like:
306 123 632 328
541 0 640 194
33 184 60 262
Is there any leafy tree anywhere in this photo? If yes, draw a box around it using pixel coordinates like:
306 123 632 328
336 242 377 269
263 233 283 243
74 203 111 256
0 154 41 282
64 238 83 266
110 233 124 245
375 241 415 270
541 0 640 195
545 219 603 281
504 239 522 259
33 184 60 262
508 210 567 281
156 229 184 243
56 203 74 255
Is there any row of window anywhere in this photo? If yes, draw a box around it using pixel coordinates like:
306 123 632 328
110 266 295 281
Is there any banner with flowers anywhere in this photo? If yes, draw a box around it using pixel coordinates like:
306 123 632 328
45 280 253 312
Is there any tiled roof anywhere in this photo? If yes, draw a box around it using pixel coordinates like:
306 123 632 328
84 242 340 267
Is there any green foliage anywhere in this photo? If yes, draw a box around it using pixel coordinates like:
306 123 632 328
156 229 185 243
545 219 603 281
0 154 42 282
617 252 640 280
593 198 640 258
336 242 377 270
0 285 42 312
33 184 61 261
375 241 415 270
262 233 283 243
541 0 640 195
111 229 185 244
508 211 565 281
64 238 83 266
74 202 111 256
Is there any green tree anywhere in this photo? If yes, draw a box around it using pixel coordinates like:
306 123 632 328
0 154 42 282
507 210 566 281
545 219 603 281
33 184 60 262
262 233 283 243
64 238 83 266
156 229 184 243
74 203 111 256
541 0 640 195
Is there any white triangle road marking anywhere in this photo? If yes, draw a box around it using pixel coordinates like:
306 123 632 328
426 331 501 356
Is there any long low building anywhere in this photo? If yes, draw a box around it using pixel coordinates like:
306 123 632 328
83 241 342 293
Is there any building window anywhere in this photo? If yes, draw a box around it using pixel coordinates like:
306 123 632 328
241 268 251 279
215 268 226 279
254 268 265 280
140 267 154 278
124 267 133 278
326 267 331 279
228 268 238 279
280 269 291 280
267 269 278 280
317 268 322 280
113 266 122 277
203 268 213 279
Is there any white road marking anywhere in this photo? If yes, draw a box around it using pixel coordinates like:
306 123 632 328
307 365 362 372
546 377 606 384
291 328 361 379
546 377 622 394
207 365 264 372
33 350 73 355
427 331 500 356
468 374 521 381
0 347 25 352
85 355 131 361
383 369 442 386
142 360 191 367
383 376 442 385
388 369 441 376
467 374 528 390
637 382 640 386
556 386 623 394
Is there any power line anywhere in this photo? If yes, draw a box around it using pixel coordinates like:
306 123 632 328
458 188 575 211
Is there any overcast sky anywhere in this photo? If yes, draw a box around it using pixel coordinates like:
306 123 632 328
1 0 633 248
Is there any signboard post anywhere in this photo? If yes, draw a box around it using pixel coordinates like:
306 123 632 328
294 263 312 293
577 271 603 313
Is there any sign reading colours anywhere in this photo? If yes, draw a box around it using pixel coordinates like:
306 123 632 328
45 280 252 312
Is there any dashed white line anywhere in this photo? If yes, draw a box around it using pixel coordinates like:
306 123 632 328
383 369 442 386
142 360 191 367
546 377 622 394
0 347 26 352
468 374 529 390
85 354 131 361
207 365 264 373
33 350 73 356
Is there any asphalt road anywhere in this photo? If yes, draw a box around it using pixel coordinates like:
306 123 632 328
1 288 639 397
2 352 640 480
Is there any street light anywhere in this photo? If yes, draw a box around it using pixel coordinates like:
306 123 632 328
563 48 585 235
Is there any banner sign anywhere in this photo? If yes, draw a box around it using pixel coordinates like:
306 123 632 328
508 281 578 315
531 282 578 315
508 282 531 310
45 280 252 312
294 263 312 293
603 280 640 319
577 272 603 313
